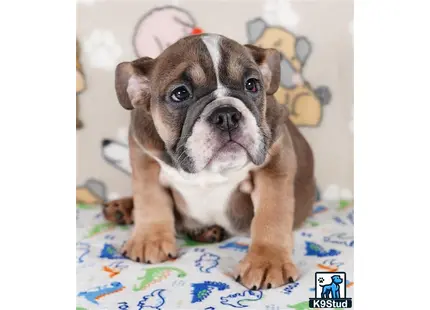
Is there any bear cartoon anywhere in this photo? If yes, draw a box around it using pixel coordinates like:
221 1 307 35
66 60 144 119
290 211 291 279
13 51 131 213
247 18 331 127
76 179 106 205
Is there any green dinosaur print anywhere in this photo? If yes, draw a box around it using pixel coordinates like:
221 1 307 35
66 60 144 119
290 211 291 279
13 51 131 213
287 301 310 310
133 266 187 291
77 203 96 210
337 200 352 210
76 307 87 310
288 301 343 310
305 220 319 227
87 222 116 237
87 222 129 237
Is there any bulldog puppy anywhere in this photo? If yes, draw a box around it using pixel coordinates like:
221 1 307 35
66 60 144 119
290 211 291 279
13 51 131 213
113 33 315 290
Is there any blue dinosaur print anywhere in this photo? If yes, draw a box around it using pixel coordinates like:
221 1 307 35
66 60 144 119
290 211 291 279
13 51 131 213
100 243 124 259
321 258 344 268
347 211 354 224
333 216 347 225
191 281 230 303
118 301 129 309
205 308 215 310
78 281 125 304
283 282 300 295
137 289 166 310
77 242 90 263
195 252 220 273
104 234 115 240
193 248 206 253
220 290 263 308
110 260 129 270
323 233 354 248
312 204 328 215
305 241 341 257
219 241 249 252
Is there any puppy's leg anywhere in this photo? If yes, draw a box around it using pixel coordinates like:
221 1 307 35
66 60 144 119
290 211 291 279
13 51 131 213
236 140 299 290
121 140 177 263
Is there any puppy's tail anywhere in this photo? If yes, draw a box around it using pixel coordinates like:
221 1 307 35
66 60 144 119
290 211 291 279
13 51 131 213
102 197 134 225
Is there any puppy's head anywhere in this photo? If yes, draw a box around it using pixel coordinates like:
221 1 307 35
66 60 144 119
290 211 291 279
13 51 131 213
115 34 281 174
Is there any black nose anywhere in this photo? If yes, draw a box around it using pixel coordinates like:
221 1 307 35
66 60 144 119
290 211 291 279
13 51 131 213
209 106 242 131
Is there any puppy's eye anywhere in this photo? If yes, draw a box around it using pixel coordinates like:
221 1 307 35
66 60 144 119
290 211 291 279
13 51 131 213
170 86 190 102
245 78 259 93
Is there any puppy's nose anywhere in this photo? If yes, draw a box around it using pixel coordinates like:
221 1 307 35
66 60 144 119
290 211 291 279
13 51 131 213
209 106 242 131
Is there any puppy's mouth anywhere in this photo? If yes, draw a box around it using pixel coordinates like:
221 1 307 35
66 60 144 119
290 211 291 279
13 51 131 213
203 139 254 173
216 140 244 154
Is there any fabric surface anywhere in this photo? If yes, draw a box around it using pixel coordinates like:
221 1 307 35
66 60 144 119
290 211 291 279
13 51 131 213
76 201 354 309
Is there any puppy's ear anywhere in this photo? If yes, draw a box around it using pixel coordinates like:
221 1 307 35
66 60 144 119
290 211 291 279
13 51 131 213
115 57 154 110
244 44 281 95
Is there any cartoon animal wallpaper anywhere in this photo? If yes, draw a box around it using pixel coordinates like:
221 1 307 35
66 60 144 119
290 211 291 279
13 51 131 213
247 18 331 127
76 39 86 129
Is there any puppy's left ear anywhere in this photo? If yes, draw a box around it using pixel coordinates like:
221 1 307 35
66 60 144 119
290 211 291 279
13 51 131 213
115 57 154 111
245 44 281 95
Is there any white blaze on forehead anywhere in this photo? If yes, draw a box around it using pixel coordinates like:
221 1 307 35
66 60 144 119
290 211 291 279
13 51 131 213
201 34 227 97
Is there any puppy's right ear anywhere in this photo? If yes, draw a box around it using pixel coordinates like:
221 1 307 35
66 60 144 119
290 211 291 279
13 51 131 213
115 57 154 110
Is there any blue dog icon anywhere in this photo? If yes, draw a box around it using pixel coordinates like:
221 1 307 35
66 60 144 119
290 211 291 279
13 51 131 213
320 275 343 299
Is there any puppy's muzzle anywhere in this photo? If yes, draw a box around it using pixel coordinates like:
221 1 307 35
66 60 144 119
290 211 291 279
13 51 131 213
208 106 242 132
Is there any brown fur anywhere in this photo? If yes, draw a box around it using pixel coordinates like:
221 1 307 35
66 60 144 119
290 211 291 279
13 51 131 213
106 34 315 289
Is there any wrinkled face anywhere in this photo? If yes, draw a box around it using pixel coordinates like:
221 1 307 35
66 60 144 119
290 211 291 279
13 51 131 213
116 34 281 174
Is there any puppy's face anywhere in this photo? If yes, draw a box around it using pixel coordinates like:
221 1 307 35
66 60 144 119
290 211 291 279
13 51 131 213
116 34 281 174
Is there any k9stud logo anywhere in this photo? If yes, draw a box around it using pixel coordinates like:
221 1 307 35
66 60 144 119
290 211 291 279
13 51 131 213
309 272 352 308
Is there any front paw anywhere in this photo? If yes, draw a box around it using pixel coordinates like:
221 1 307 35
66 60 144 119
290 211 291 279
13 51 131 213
121 226 177 264
235 244 299 290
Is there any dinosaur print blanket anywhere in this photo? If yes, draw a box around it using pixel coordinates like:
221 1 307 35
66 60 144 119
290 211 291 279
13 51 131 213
76 201 354 310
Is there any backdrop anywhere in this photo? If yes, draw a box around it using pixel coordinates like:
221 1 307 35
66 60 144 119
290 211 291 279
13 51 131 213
76 0 354 209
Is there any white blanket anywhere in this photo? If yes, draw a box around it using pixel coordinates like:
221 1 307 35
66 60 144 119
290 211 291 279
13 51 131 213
76 201 354 310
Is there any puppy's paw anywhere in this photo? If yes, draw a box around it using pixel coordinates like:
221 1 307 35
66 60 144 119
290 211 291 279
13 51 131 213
121 227 177 264
187 225 227 243
235 244 299 290
103 198 134 225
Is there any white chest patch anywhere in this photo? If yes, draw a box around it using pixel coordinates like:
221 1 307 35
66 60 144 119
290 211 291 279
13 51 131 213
158 159 253 231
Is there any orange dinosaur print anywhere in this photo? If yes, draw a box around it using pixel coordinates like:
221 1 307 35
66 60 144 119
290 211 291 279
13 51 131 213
103 266 120 278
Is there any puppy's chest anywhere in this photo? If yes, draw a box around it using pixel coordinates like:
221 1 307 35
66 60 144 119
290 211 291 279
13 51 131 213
158 163 251 230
